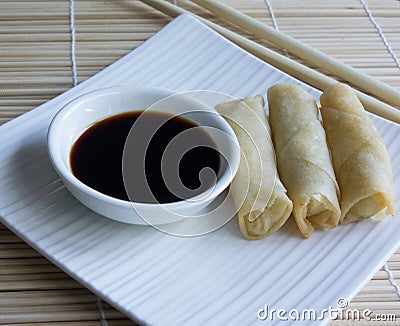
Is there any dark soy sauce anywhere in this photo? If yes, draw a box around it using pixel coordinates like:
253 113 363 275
70 111 220 203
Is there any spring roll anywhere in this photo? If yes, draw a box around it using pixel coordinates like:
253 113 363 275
268 84 340 238
320 83 395 224
215 95 293 240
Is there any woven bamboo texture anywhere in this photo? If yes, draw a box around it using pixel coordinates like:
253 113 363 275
0 0 399 324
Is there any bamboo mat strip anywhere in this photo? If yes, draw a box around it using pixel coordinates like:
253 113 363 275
0 0 399 325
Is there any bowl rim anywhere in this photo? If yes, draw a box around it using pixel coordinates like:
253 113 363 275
47 85 240 211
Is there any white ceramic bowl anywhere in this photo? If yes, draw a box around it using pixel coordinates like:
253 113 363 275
47 86 240 225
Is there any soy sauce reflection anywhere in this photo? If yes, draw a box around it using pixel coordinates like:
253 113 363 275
70 111 220 203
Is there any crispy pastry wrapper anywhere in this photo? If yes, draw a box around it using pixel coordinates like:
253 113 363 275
215 95 292 240
320 83 395 224
268 84 341 238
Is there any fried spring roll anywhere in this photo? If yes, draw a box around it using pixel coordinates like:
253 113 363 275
215 95 292 240
268 84 340 238
320 83 395 223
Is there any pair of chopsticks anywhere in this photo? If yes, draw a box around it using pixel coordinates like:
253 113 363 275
140 0 400 124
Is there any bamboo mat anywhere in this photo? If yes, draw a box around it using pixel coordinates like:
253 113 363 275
1 0 399 324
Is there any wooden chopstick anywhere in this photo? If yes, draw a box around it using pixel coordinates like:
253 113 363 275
191 0 400 110
139 0 400 124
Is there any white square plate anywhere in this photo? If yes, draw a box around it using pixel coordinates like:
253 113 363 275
0 14 399 325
